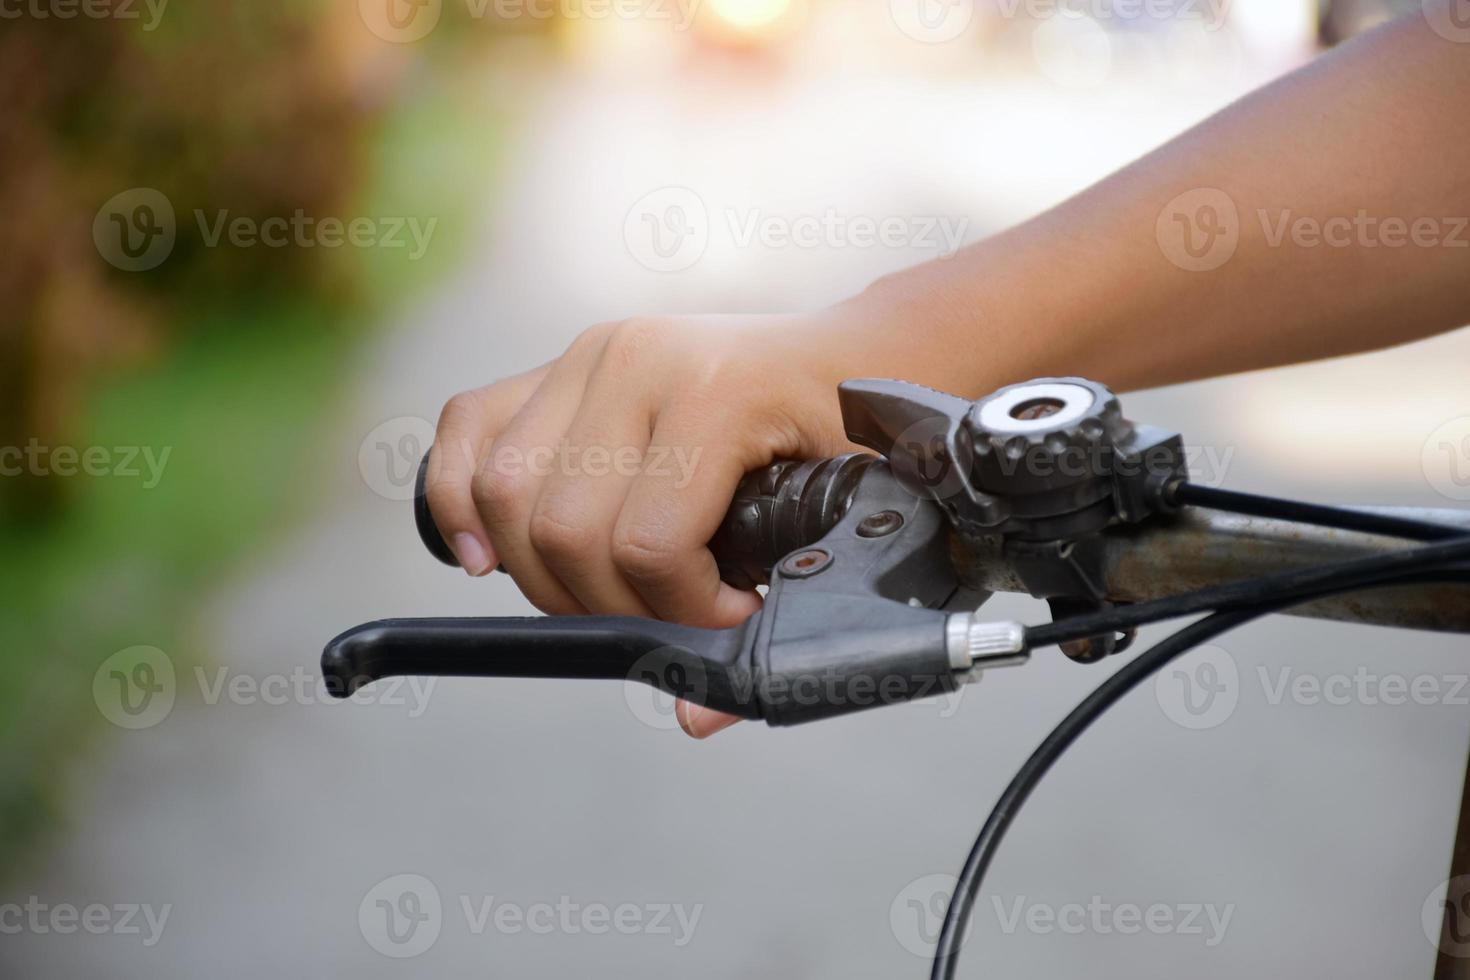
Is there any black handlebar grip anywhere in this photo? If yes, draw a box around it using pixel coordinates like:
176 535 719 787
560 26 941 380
414 454 462 567
413 451 876 586
709 453 875 589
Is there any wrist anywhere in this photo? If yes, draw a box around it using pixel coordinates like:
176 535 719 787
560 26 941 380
819 256 1024 399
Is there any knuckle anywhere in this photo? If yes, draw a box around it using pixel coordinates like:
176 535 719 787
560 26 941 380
438 389 483 431
605 317 670 367
568 321 618 358
469 463 526 521
528 506 598 563
610 522 679 583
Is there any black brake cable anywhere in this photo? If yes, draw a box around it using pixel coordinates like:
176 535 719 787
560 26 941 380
1168 482 1464 543
1025 534 1470 650
1026 485 1469 650
931 604 1264 980
931 567 1470 980
931 485 1470 980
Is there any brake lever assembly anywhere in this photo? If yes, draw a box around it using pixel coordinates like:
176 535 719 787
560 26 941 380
324 377 1200 725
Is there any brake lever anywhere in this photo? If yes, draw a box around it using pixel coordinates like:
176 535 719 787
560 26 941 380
323 614 765 719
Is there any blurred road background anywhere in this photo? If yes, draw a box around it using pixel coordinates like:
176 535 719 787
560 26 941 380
4 1 1469 977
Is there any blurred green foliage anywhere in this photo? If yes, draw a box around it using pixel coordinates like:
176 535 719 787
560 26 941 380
1 1 377 507
0 0 509 867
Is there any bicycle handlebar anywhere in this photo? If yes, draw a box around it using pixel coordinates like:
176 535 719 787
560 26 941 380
410 449 1470 635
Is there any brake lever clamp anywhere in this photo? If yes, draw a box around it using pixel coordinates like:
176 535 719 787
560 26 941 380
838 377 1189 662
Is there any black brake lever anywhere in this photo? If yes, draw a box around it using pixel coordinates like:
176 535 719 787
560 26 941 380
323 614 763 718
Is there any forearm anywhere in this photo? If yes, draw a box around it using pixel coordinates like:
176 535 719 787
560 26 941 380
848 9 1470 397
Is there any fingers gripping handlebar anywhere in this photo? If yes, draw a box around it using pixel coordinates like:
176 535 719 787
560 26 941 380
328 441 976 725
413 450 877 590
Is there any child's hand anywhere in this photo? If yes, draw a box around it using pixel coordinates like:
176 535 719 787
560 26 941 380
425 312 897 737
